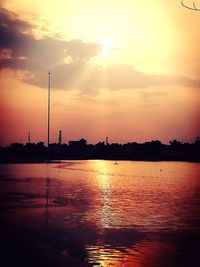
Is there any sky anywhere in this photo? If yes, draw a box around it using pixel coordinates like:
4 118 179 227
0 0 200 145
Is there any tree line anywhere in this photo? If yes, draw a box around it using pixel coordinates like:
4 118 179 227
0 137 200 162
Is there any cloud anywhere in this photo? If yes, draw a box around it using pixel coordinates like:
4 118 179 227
0 7 200 95
0 7 102 87
103 64 200 90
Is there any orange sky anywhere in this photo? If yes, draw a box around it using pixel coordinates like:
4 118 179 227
0 0 200 145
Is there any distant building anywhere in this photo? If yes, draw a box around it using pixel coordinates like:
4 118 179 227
69 138 87 146
68 139 87 157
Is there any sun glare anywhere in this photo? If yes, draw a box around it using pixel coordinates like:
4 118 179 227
100 40 114 58
91 39 118 65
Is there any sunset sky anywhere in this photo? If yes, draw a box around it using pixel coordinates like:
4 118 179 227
0 0 200 145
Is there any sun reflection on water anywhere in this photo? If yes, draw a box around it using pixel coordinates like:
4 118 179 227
95 161 113 230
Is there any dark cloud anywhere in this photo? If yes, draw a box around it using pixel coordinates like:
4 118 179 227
0 7 200 94
0 7 101 87
0 8 32 52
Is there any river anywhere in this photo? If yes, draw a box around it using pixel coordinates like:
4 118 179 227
0 160 200 266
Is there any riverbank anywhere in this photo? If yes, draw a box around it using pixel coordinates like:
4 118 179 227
1 158 200 164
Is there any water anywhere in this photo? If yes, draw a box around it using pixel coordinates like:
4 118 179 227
0 160 200 266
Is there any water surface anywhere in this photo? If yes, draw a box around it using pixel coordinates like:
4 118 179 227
0 160 200 266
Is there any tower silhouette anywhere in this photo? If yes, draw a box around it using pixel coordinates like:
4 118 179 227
58 130 62 145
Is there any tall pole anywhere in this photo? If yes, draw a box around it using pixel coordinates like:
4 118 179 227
47 71 51 160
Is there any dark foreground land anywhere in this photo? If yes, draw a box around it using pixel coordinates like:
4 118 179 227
1 138 200 162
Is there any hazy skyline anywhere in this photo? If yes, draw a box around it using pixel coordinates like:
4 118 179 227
0 0 200 145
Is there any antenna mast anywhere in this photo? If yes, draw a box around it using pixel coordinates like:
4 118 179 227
47 71 51 159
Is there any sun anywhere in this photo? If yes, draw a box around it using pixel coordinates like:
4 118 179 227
90 39 118 65
100 40 114 58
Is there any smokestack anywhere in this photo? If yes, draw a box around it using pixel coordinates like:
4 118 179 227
58 130 62 145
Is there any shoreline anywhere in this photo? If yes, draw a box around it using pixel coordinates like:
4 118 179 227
1 158 200 164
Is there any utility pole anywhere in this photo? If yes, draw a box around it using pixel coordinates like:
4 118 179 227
47 71 51 161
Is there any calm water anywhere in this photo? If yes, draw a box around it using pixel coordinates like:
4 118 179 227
0 160 200 266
